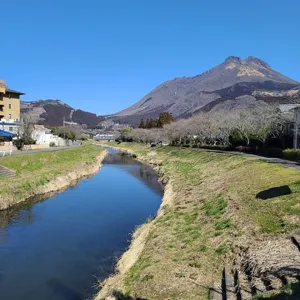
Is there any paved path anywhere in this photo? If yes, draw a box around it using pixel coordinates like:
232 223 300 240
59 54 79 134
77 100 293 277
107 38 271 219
9 145 81 156
197 148 300 171
0 145 81 158
103 143 300 172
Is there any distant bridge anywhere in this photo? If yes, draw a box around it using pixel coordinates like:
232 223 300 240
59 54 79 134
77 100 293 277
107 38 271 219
94 134 115 141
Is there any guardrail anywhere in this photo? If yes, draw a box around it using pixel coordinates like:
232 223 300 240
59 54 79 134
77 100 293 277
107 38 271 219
0 150 12 157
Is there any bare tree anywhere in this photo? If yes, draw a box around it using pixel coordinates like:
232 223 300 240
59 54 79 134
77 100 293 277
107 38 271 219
251 106 284 145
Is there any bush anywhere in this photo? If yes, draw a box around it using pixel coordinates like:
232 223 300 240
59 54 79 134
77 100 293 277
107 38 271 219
23 136 36 145
80 133 89 141
283 149 300 161
49 142 56 147
13 139 24 150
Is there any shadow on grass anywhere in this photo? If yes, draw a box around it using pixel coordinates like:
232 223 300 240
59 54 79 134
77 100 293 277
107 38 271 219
255 185 292 200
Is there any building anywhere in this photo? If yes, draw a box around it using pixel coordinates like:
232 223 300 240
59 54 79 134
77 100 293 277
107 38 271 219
31 125 71 147
0 80 24 135
0 80 24 122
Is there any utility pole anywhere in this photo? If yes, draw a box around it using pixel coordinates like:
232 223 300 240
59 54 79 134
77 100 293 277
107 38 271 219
63 116 66 140
294 109 300 149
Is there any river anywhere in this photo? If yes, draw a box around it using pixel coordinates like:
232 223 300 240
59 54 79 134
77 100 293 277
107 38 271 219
0 148 162 300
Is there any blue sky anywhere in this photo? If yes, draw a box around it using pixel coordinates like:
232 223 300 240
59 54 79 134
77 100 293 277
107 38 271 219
2 0 300 115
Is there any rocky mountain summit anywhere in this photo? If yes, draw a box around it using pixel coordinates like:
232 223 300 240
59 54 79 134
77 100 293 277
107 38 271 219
114 56 299 124
21 56 299 127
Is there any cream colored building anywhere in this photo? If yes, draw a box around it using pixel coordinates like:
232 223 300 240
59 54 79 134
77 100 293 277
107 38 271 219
0 80 24 122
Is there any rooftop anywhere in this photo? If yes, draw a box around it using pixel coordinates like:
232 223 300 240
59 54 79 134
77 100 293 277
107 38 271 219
5 88 25 95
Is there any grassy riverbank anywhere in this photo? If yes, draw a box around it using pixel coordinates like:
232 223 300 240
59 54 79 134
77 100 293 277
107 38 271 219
0 145 106 210
97 142 300 300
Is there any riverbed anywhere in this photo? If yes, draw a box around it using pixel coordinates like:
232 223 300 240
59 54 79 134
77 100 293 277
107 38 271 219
0 148 162 300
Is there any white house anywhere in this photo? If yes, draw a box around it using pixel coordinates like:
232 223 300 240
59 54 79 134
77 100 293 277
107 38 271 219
31 125 67 146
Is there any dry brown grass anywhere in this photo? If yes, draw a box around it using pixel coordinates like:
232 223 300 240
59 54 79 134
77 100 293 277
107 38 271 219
97 143 300 300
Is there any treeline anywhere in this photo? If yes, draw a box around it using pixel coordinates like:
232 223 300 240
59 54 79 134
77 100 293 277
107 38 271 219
118 105 293 155
51 127 89 141
138 112 174 129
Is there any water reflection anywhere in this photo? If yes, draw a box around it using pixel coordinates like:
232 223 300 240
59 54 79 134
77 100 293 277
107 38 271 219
0 179 85 230
0 148 162 300
104 148 163 195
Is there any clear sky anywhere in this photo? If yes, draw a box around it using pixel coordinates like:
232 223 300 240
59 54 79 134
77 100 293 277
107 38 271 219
2 0 300 115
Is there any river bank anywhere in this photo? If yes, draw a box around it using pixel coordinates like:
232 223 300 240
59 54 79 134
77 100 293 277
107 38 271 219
96 142 300 300
0 145 107 210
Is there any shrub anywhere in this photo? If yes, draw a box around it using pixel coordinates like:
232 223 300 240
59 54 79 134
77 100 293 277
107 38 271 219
49 142 56 147
80 133 89 141
23 136 36 145
283 149 300 161
13 139 24 150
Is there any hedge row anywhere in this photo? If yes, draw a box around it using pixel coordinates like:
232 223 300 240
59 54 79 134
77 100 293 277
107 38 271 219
282 149 300 161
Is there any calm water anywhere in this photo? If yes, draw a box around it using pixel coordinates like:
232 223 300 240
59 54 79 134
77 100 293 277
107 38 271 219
0 148 162 300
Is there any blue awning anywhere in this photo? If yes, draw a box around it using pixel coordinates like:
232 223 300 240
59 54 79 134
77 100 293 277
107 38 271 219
0 130 17 137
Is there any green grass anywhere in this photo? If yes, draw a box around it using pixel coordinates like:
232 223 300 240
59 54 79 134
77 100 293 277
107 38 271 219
202 196 228 217
215 243 232 255
0 145 105 205
97 142 300 300
215 219 232 230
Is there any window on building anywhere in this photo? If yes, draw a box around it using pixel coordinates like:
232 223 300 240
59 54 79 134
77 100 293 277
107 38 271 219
9 104 11 109
9 114 12 119
9 127 13 132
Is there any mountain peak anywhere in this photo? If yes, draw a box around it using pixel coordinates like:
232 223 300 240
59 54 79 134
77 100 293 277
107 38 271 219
245 56 272 70
224 56 243 64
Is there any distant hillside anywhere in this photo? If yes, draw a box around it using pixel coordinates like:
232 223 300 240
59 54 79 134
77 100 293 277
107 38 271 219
21 100 105 128
21 57 300 128
113 56 299 125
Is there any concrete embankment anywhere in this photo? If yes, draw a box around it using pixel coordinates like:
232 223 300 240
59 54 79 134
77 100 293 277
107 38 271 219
0 150 107 210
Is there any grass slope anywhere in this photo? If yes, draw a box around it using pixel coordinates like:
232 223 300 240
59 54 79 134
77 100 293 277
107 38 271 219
0 145 104 204
103 142 300 300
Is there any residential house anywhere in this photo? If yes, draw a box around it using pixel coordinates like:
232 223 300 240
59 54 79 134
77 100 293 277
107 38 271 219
31 125 68 146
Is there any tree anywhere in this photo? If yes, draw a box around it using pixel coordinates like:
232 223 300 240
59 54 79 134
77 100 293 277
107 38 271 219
138 112 174 130
157 112 174 128
251 106 284 145
15 116 36 147
119 127 133 142
50 127 78 141
139 119 145 129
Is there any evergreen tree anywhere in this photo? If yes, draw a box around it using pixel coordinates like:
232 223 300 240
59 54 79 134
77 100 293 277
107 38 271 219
145 119 150 129
158 112 174 127
139 119 145 128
